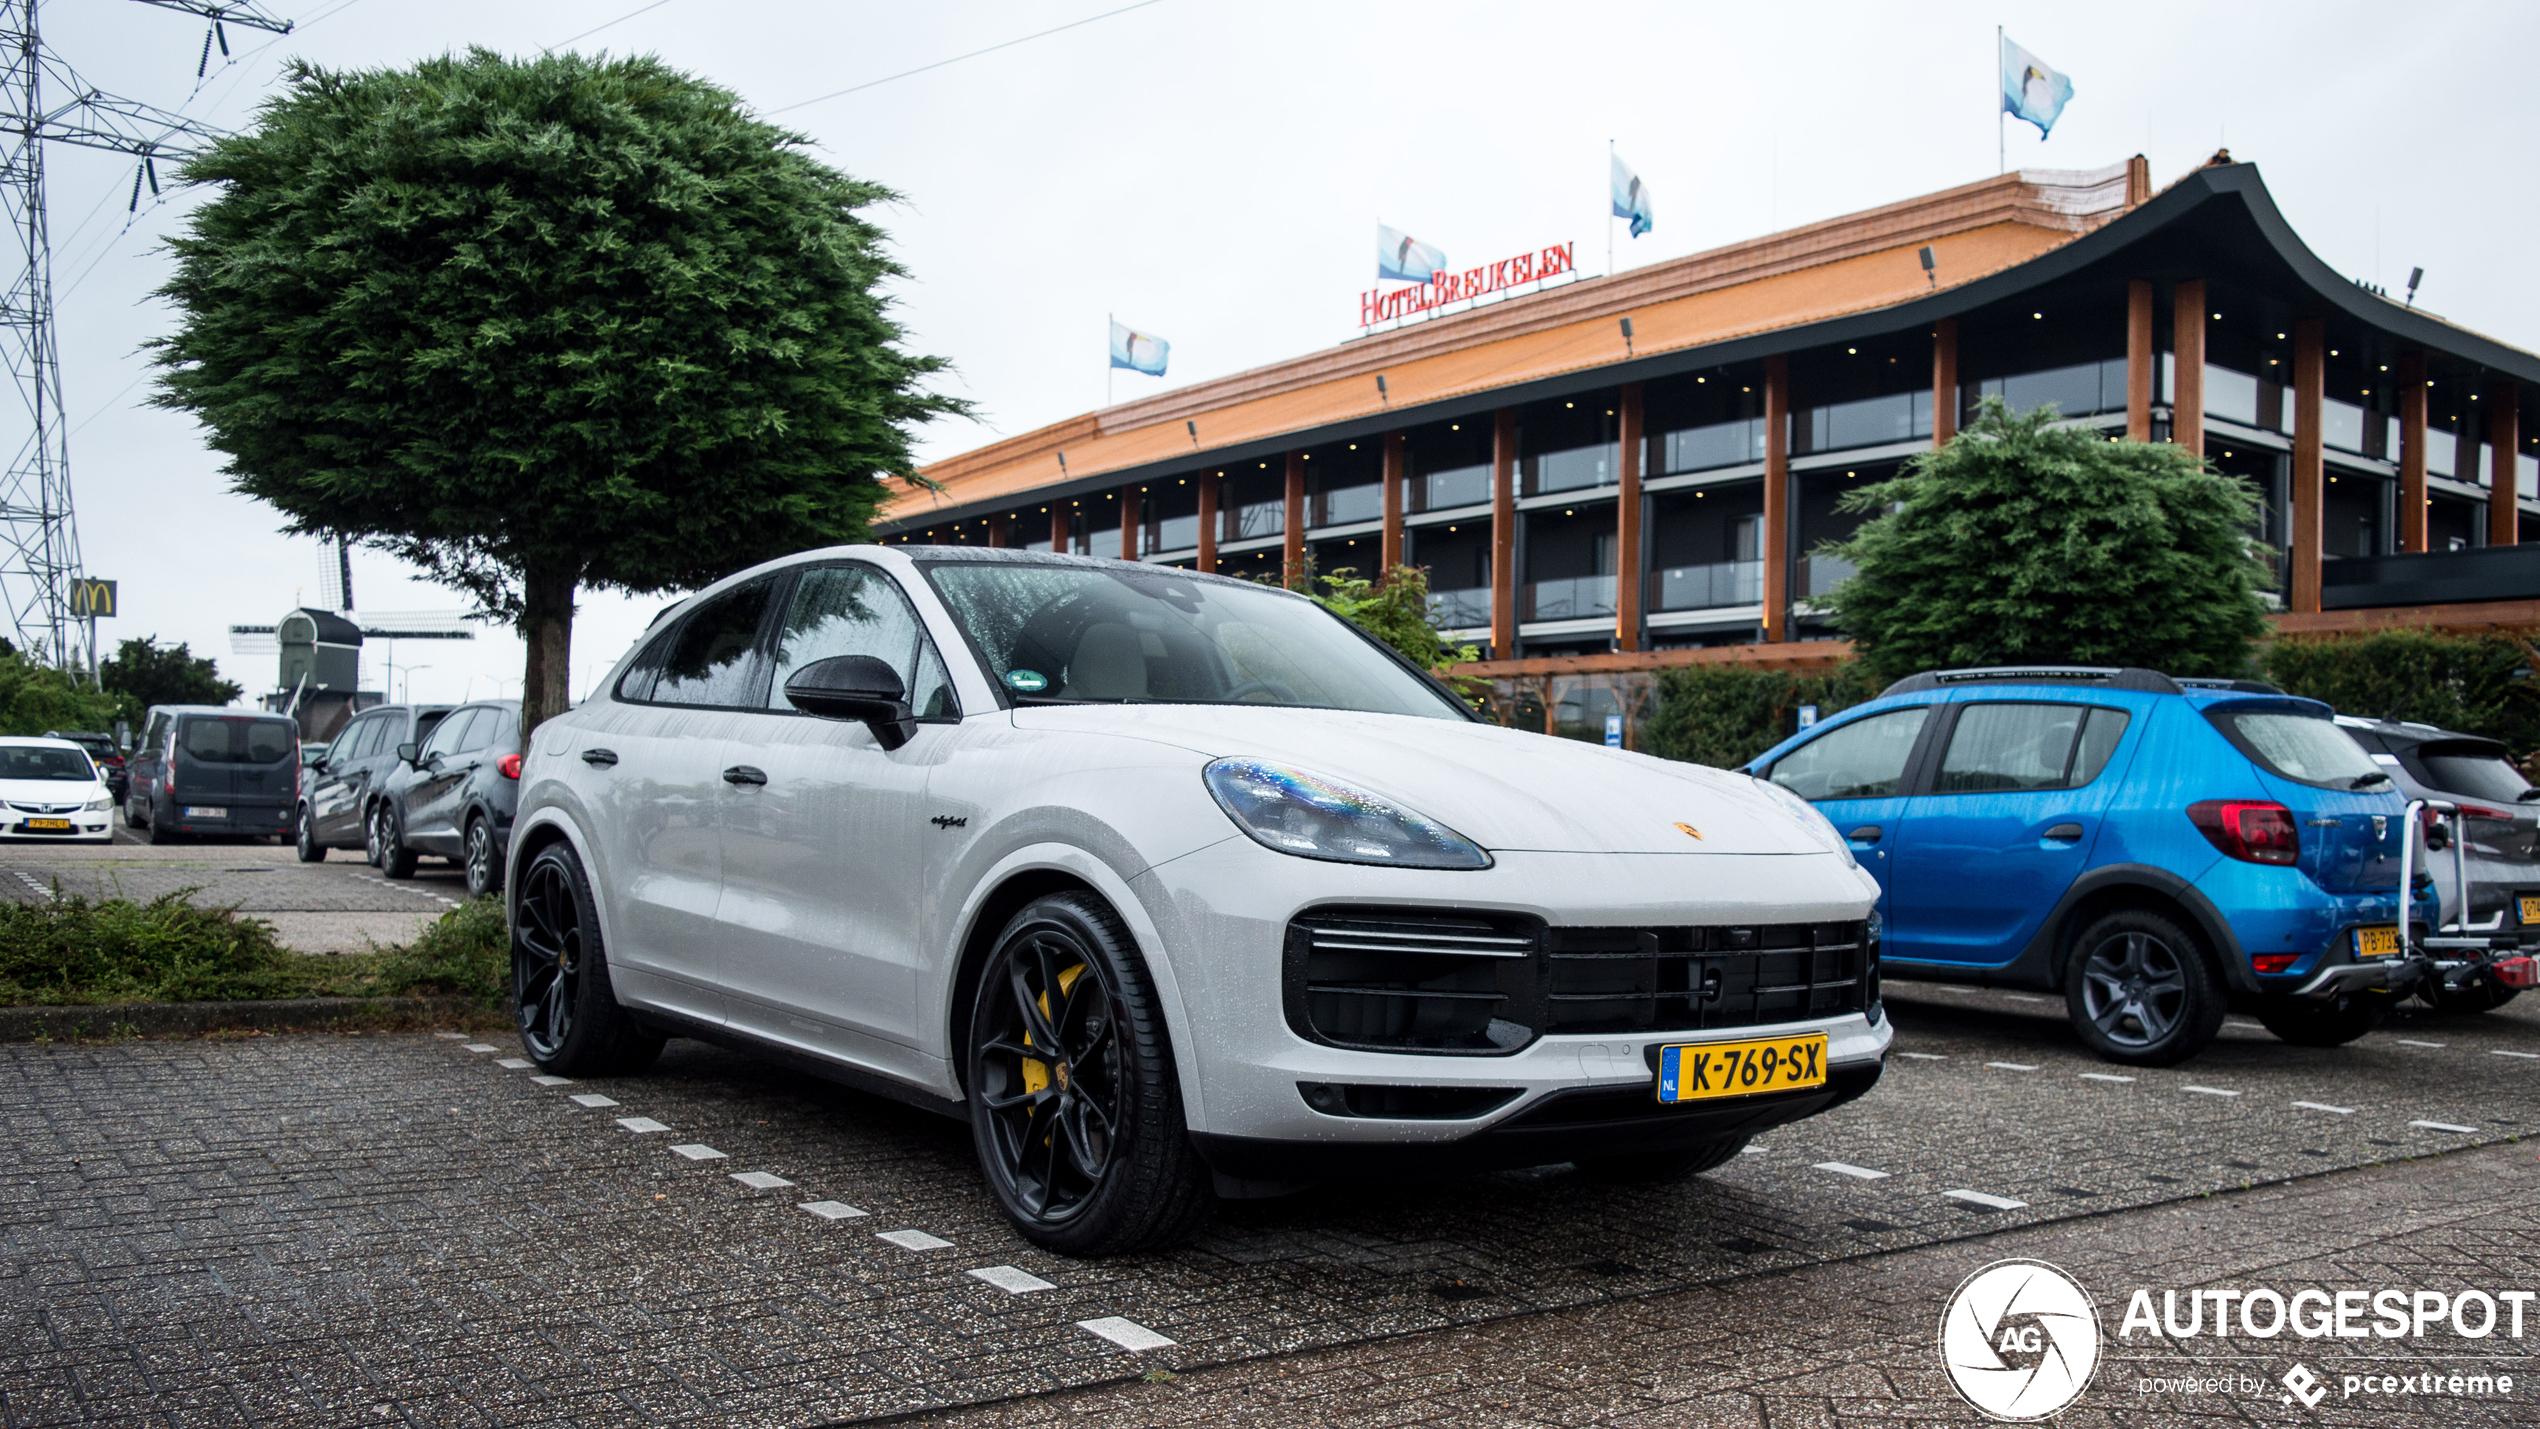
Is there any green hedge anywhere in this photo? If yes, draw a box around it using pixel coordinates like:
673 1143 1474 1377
0 891 512 1007
1642 663 1881 769
2262 630 2540 757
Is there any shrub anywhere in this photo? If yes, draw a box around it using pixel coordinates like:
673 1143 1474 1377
2262 630 2540 756
364 897 510 1003
1643 663 1881 769
0 891 315 1005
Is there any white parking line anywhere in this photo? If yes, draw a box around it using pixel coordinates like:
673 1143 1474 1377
799 1201 867 1220
1077 1317 1175 1352
1898 1052 1947 1060
2292 1101 2356 1114
432 1031 466 1040
529 1075 572 1087
2181 1086 2241 1097
571 1093 619 1108
1813 1162 1889 1180
1944 1189 2027 1210
730 1171 793 1190
1740 1145 1768 1155
2224 1020 2265 1031
877 1229 953 1251
669 1144 727 1161
1985 1062 2039 1072
459 1043 498 1053
969 1265 1057 1294
2395 1039 2446 1048
2079 1072 2135 1083
494 1058 532 1070
2410 1120 2476 1134
615 1116 670 1133
2490 1050 2540 1060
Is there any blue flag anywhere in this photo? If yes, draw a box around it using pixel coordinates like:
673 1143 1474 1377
1109 319 1167 376
1377 224 1446 283
1610 153 1653 238
2000 34 2074 138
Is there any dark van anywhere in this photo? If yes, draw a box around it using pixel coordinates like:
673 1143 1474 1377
125 705 301 844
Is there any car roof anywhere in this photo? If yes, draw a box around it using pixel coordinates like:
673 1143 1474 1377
0 735 88 749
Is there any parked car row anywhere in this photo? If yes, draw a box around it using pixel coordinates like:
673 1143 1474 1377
296 699 522 898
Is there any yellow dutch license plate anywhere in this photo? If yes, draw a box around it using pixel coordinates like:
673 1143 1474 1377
2519 896 2540 925
1657 1033 1829 1104
2355 925 2402 959
22 818 69 831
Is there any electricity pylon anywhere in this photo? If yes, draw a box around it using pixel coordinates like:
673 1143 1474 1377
0 0 287 669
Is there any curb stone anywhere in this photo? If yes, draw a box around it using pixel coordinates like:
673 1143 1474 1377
0 995 494 1041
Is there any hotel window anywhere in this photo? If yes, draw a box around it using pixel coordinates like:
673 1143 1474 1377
1222 468 1284 541
1795 390 1931 454
1519 401 1619 497
1971 358 2127 423
1409 422 1495 512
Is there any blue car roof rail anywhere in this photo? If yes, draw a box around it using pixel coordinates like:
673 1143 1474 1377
2175 676 2286 694
1877 665 2185 697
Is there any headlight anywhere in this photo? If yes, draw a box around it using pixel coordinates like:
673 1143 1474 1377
1203 758 1490 869
1749 774 1852 865
84 795 110 812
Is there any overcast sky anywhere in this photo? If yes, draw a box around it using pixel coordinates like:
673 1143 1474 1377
33 0 2540 710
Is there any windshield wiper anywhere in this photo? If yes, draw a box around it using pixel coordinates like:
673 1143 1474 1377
2348 771 2392 789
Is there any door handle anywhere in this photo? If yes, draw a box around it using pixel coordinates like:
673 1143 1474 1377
2043 823 2085 842
723 765 768 787
1847 825 1883 843
581 748 618 767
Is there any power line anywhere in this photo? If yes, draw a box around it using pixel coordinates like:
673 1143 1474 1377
766 0 1167 116
544 0 675 53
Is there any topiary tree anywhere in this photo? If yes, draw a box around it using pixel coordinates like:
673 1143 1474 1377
1823 397 2272 686
149 49 965 747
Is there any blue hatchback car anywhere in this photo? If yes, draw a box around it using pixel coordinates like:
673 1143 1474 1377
1746 666 2437 1065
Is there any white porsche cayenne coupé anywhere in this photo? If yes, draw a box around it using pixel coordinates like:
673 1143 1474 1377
510 546 1891 1254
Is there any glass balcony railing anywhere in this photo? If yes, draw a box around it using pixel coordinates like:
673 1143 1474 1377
1317 483 1382 527
1228 500 1284 540
1661 418 1767 474
1525 444 1617 495
1152 513 1199 551
1429 587 1492 628
1651 560 1761 611
1419 464 1493 511
1522 574 1615 622
1802 554 1858 597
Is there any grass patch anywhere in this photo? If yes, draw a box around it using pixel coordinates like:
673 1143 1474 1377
0 889 513 1008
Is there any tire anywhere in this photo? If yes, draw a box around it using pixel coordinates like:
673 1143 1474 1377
964 892 1214 1256
363 803 385 866
125 796 147 829
2255 993 2383 1047
2064 910 2225 1067
463 816 503 901
513 841 664 1076
375 804 417 879
145 801 182 845
295 804 327 862
1575 1135 1751 1184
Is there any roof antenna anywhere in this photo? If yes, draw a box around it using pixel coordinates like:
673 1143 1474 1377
2406 267 2424 308
1919 245 1937 289
1619 316 1635 356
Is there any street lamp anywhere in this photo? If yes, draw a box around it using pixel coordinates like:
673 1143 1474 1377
384 662 432 703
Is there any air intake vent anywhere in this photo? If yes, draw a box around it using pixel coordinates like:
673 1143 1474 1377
1286 910 1542 1054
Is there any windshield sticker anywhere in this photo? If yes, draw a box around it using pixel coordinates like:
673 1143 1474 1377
1006 669 1049 693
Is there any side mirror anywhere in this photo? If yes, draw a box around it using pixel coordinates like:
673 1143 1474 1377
784 655 916 750
396 742 420 765
310 756 329 772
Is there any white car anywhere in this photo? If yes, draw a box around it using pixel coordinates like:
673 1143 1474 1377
0 735 117 841
510 547 1890 1254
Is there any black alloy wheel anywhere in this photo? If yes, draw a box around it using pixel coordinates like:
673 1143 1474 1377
2065 910 2224 1066
294 803 326 862
511 841 663 1075
464 817 501 900
965 893 1212 1256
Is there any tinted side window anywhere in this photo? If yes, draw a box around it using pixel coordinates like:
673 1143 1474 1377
767 565 960 719
1769 706 1931 801
2069 708 2131 786
651 578 778 708
328 717 372 763
616 627 675 703
478 709 519 753
412 711 449 749
1936 703 2132 793
423 710 480 760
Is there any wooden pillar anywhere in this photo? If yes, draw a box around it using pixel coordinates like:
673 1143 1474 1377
2290 320 2325 614
1491 408 1517 658
2491 380 2522 547
2126 280 2155 442
1120 488 1139 560
1762 354 1790 642
986 512 1009 548
2398 353 2428 553
1931 319 1958 447
1615 383 1644 651
2172 280 2205 455
1283 451 1306 587
1380 433 1406 572
1048 505 1069 554
1196 473 1219 573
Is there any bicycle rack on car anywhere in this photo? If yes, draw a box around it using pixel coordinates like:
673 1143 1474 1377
2394 798 2539 994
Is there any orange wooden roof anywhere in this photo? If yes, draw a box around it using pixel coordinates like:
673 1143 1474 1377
887 158 2151 524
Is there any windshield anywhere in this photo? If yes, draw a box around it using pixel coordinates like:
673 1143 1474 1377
0 745 96 781
922 562 1469 719
178 717 297 765
2223 710 2385 787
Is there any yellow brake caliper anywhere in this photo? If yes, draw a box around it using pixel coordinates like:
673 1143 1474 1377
1018 963 1086 1100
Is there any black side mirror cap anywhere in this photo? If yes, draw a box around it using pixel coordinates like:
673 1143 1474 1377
783 655 916 750
396 742 420 764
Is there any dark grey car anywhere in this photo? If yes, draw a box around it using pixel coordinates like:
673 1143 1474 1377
2337 714 2537 1011
296 703 455 864
125 706 300 844
377 700 520 898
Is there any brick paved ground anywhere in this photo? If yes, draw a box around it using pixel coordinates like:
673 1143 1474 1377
0 986 2532 1425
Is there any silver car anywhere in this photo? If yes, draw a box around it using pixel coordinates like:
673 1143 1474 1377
2337 715 2536 1012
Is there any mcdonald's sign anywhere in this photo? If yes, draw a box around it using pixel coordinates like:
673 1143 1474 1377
68 579 115 619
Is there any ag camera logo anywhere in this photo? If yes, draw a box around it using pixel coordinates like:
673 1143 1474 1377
1941 1259 2102 1420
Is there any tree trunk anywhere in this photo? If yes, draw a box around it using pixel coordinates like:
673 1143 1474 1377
517 562 578 752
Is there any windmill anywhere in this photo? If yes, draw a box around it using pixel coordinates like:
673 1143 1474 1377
0 0 290 673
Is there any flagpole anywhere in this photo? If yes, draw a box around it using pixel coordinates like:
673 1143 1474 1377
1996 26 2005 175
1107 312 1114 408
1607 138 1615 278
